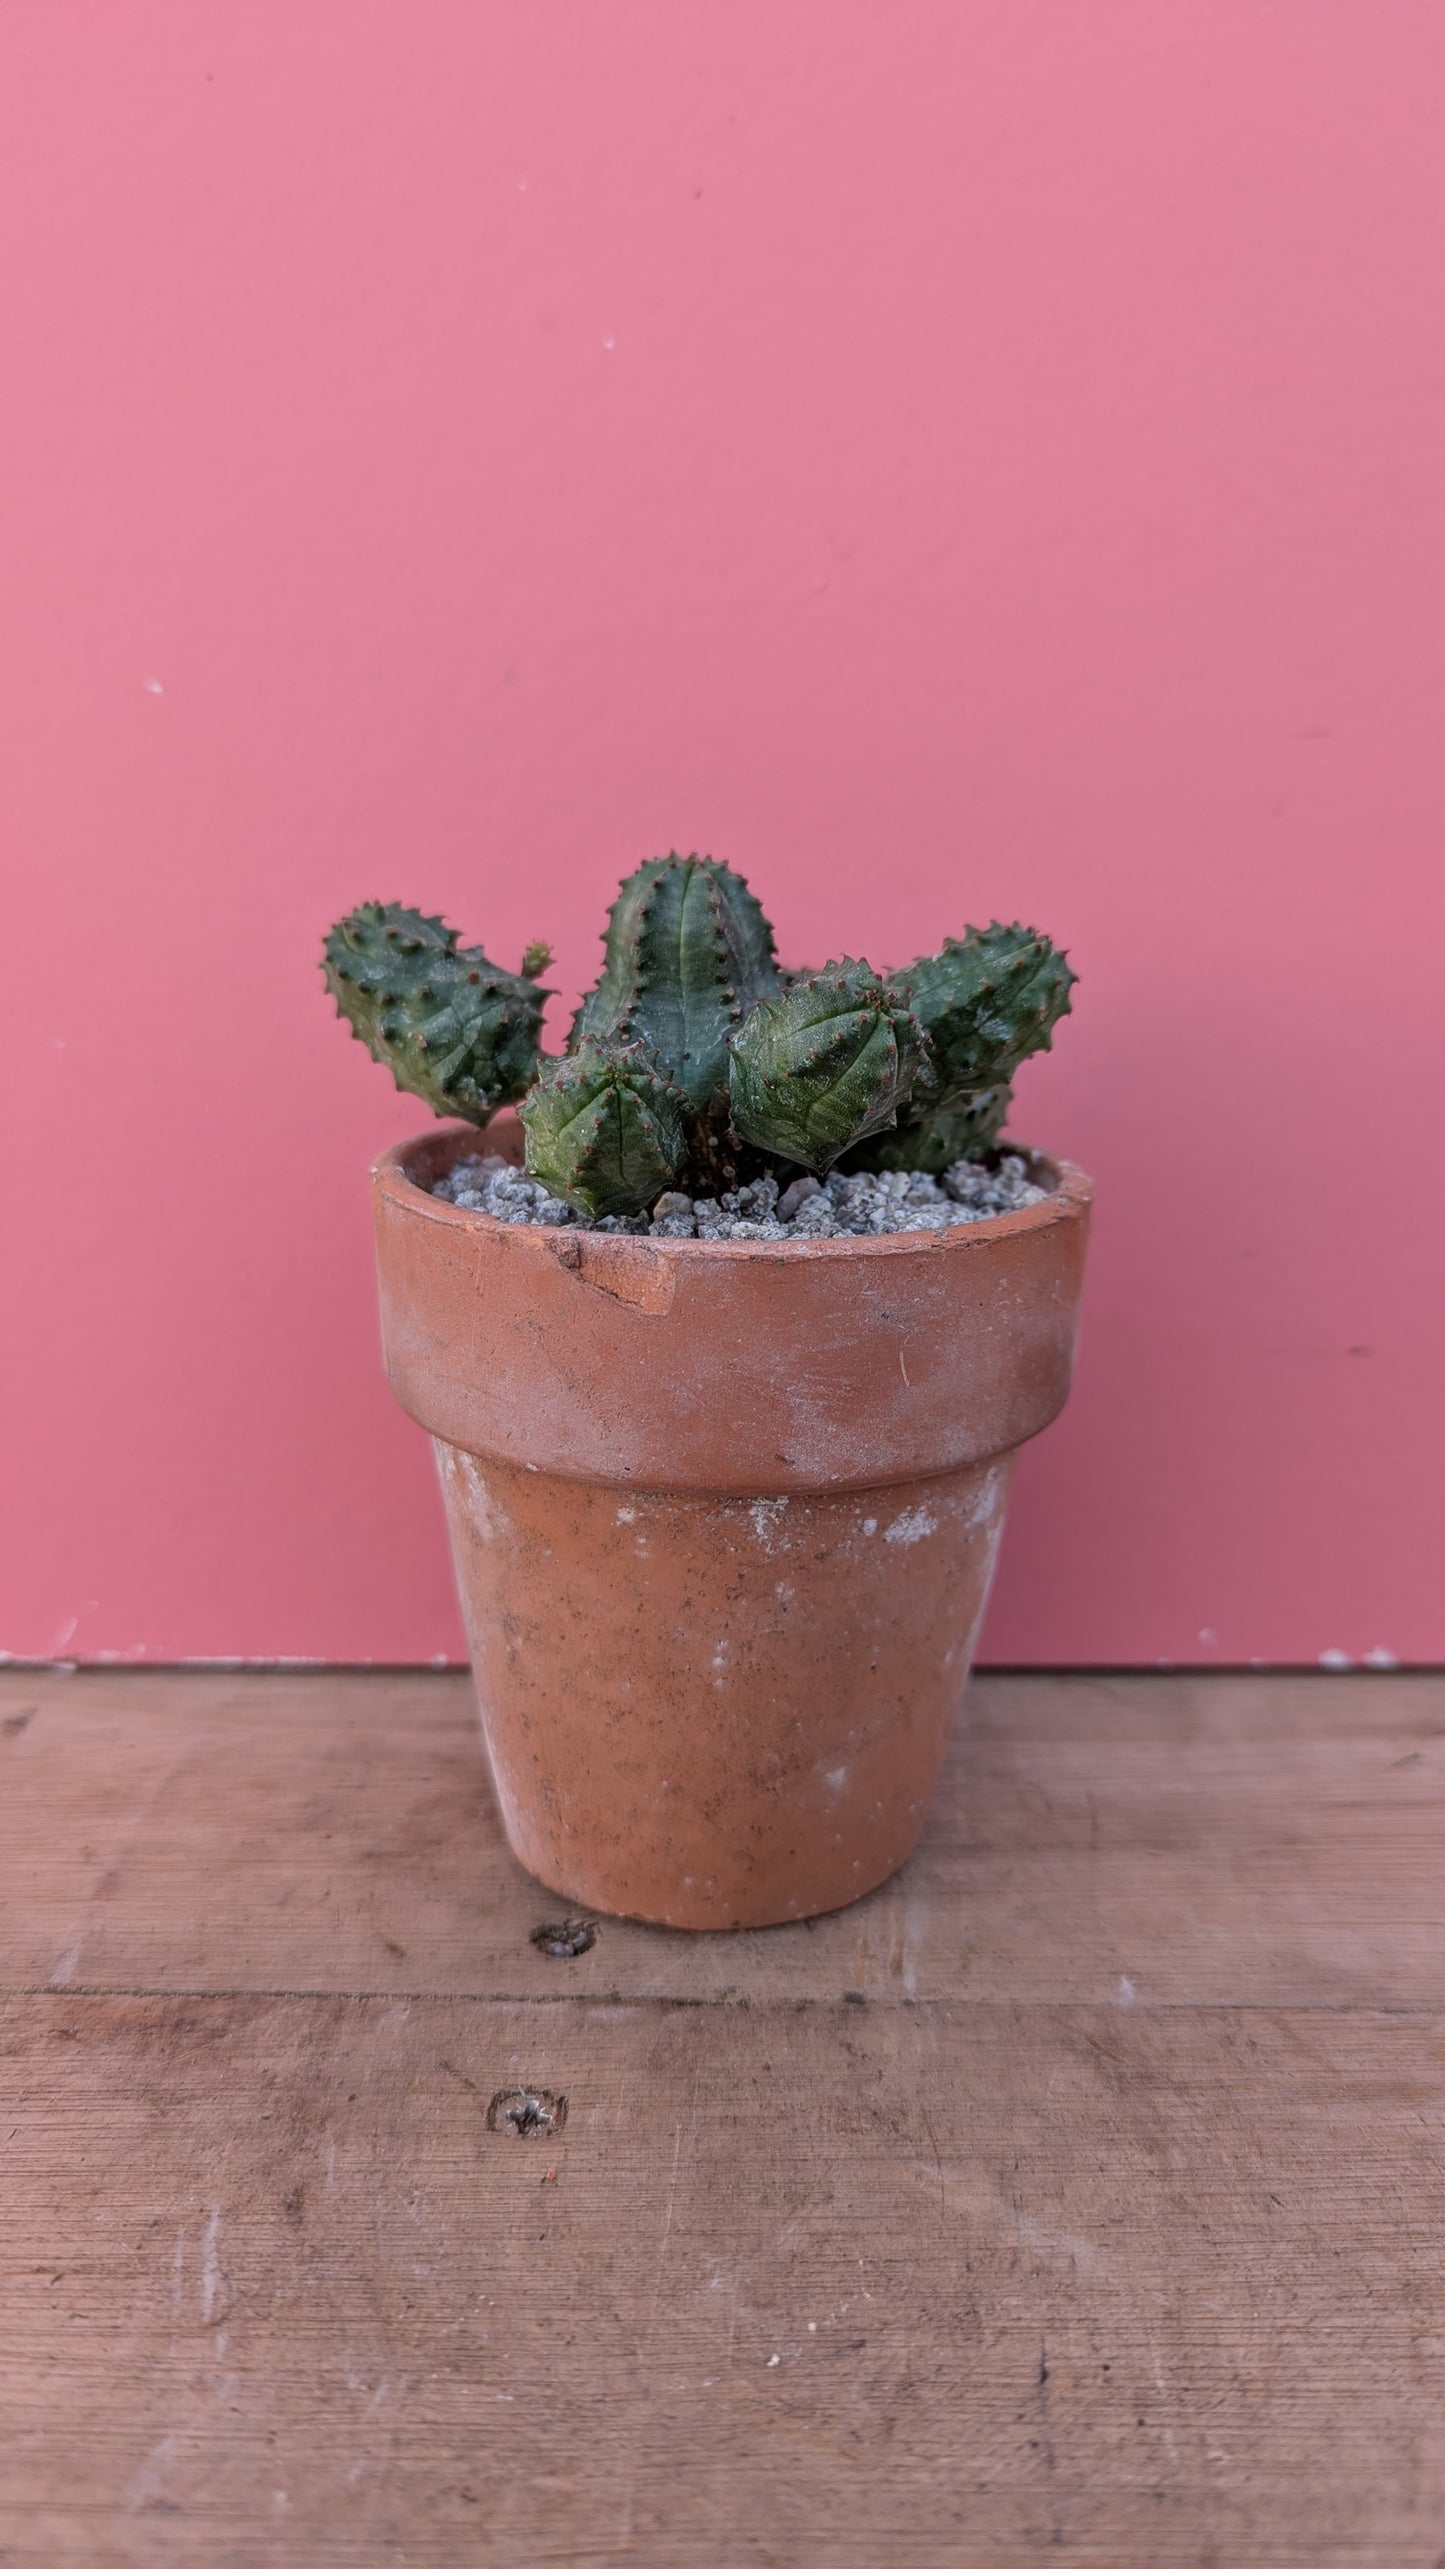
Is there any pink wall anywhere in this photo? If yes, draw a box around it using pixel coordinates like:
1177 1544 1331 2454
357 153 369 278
4 4 1442 1669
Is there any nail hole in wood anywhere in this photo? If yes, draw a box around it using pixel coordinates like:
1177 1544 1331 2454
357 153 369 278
487 2087 568 2137
531 1918 597 1958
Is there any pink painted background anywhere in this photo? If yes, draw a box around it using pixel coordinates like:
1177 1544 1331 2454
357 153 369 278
3 4 1442 1668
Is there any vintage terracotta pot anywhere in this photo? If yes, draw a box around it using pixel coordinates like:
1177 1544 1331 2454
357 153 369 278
372 1117 1091 1930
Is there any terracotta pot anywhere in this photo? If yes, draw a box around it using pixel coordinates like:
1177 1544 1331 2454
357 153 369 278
372 1117 1091 1930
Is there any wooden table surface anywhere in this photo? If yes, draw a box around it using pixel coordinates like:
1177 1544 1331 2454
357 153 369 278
2 1665 1443 2566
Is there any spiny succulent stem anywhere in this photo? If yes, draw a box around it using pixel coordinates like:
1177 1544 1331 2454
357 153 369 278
572 853 783 1116
728 960 929 1173
519 1038 687 1218
854 921 1074 1171
323 877 1076 1199
322 904 550 1126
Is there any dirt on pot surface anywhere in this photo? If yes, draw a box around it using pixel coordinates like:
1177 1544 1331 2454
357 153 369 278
430 1152 1046 1238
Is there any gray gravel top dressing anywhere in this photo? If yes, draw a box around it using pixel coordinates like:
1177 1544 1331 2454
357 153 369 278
430 1153 1047 1239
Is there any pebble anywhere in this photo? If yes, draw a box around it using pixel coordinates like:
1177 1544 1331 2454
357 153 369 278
432 1153 1046 1238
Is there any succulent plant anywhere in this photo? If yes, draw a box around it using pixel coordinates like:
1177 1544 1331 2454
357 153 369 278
323 864 1074 1217
323 903 549 1124
855 923 1076 1173
900 922 1075 1099
850 1083 1013 1175
518 1038 687 1220
571 853 783 1116
728 960 929 1173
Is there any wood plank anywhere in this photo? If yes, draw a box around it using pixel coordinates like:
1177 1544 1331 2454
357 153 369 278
3 1989 1445 2566
2 1668 1443 2006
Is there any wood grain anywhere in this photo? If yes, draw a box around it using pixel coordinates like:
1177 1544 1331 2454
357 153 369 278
2 1668 1444 2006
1 1667 1443 2563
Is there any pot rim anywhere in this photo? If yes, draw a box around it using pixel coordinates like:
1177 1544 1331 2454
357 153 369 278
372 1118 1093 1263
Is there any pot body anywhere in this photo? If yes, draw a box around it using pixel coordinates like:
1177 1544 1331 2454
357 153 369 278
373 1120 1091 1929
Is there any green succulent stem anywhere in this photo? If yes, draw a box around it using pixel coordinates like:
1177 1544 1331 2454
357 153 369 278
728 959 929 1173
848 1084 1013 1174
323 904 549 1126
572 853 783 1118
854 921 1074 1169
323 872 1077 1209
519 1038 687 1219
